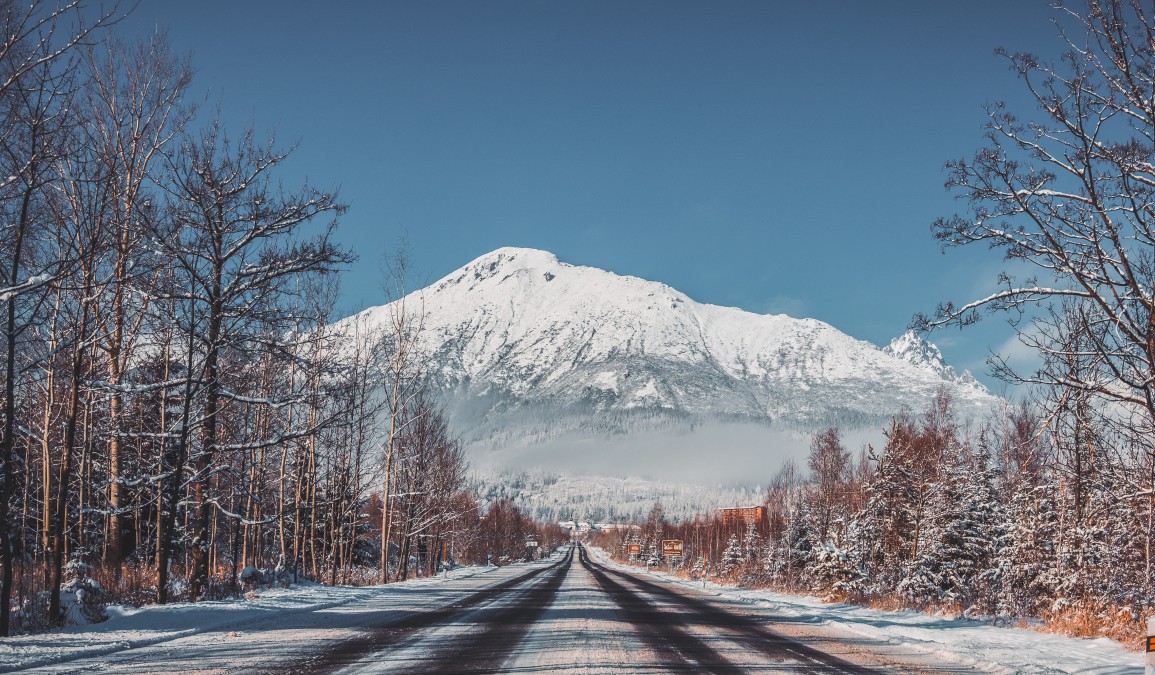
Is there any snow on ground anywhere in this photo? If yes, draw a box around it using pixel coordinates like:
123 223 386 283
3 548 1146 674
505 550 666 673
587 547 1145 674
0 564 504 673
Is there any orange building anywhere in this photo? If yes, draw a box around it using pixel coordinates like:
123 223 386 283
717 506 764 525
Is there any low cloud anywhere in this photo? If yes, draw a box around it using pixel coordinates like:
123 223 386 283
471 421 888 487
992 331 1042 377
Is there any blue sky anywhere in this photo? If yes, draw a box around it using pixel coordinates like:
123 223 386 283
116 1 1062 390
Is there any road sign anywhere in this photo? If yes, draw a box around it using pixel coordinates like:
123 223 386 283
526 540 539 548
661 539 684 557
1146 616 1155 674
627 543 641 555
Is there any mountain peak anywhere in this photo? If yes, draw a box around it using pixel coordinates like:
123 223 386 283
884 330 946 371
882 330 986 393
468 247 559 272
348 250 997 450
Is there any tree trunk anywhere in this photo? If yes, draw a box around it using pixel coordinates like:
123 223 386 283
48 306 88 623
188 269 222 602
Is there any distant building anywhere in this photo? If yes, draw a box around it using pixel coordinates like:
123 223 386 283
718 506 764 525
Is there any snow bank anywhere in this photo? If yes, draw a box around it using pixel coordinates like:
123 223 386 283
0 565 499 673
588 547 1144 674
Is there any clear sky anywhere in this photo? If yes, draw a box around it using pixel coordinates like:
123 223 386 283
113 1 1063 391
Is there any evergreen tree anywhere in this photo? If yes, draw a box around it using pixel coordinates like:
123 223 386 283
996 482 1060 618
742 519 761 573
721 534 743 577
690 555 706 579
896 444 1001 613
809 541 865 601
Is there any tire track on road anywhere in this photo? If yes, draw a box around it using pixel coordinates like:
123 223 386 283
410 550 570 674
299 549 572 674
577 546 741 673
582 546 880 674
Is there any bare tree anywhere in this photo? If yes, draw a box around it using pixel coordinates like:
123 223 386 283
390 392 465 580
920 1 1155 435
43 108 116 624
806 427 850 545
82 33 191 576
376 247 425 583
0 0 119 636
0 48 70 638
163 121 350 601
919 2 1155 598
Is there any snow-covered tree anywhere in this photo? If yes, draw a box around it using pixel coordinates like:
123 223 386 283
808 542 864 601
721 534 743 577
165 120 351 601
919 0 1155 598
898 443 1002 614
996 482 1060 618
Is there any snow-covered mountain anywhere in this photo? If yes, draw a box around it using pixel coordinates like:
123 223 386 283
345 248 996 470
883 329 983 388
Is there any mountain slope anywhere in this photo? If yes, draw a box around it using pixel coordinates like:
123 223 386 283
347 248 995 456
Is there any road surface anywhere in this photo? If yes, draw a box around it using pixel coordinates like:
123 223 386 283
22 545 979 674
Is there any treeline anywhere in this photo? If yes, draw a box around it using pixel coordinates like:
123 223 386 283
473 470 765 525
597 389 1155 645
0 1 558 635
456 497 567 567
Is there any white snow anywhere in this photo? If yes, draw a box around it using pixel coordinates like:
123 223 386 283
0 565 507 672
4 549 1144 673
883 329 986 392
339 247 999 451
587 547 1145 674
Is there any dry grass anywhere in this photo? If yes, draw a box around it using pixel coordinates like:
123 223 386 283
861 594 907 612
93 563 163 607
1041 601 1145 651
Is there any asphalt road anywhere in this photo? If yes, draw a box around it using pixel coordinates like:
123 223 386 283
25 545 977 674
291 545 970 674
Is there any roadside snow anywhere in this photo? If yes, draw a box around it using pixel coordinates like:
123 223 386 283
6 550 1144 674
587 547 1144 674
0 565 500 673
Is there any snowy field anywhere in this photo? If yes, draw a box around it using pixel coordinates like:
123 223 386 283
0 548 1145 673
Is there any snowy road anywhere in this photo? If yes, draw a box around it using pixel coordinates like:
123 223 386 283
300 544 973 673
297 544 945 673
9 544 1140 673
